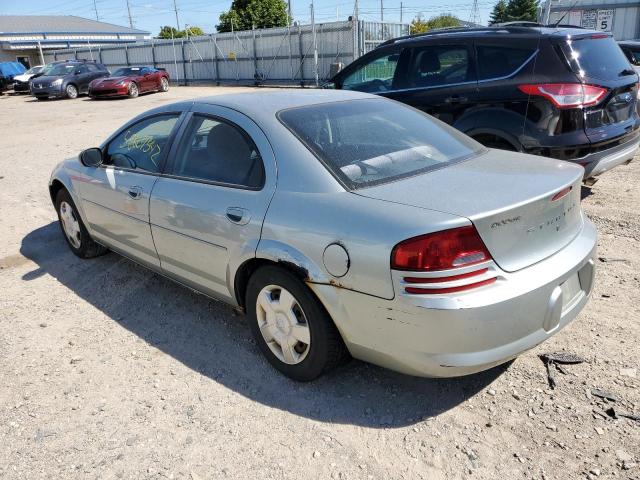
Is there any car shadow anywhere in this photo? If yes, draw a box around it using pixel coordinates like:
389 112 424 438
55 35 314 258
581 185 594 201
19 222 507 428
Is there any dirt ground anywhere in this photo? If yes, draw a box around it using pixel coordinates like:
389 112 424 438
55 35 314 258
0 87 638 480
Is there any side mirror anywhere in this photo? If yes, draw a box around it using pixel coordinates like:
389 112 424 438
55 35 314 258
80 148 103 167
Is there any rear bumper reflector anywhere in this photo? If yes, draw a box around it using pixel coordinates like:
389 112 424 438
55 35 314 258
405 277 497 295
404 268 489 284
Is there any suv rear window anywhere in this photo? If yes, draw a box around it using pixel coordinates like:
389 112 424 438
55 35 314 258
560 36 633 81
278 99 483 189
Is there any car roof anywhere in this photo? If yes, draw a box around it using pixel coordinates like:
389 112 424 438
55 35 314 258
381 25 609 47
194 89 374 116
619 40 640 46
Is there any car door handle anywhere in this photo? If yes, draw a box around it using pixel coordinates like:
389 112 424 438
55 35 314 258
128 186 143 199
445 95 468 104
226 207 251 225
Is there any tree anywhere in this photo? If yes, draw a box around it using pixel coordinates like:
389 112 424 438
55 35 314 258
217 0 289 32
489 0 508 24
157 25 206 39
410 13 460 34
184 26 205 37
505 0 538 22
410 14 429 34
157 26 182 39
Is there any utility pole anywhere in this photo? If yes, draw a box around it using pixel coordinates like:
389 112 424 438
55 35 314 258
310 0 319 86
543 0 552 25
93 0 99 21
126 0 134 28
380 0 383 22
173 0 181 30
287 0 292 24
400 1 403 23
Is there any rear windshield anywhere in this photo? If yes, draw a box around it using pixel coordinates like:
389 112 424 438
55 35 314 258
278 99 483 189
560 36 634 81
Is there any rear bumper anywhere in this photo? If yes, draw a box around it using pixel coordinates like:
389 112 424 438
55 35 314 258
310 218 597 377
575 134 639 178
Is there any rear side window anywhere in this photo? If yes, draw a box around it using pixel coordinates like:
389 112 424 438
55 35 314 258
476 46 535 80
407 45 471 88
170 115 264 188
278 98 483 190
560 36 634 80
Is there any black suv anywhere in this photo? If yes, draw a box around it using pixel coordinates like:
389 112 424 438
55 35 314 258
31 60 109 100
330 26 640 181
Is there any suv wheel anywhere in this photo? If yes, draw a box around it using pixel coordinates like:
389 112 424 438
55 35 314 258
246 266 349 381
65 84 78 99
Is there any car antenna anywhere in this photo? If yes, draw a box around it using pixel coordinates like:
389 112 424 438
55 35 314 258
552 0 581 28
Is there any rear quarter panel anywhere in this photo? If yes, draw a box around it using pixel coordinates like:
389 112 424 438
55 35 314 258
259 190 468 300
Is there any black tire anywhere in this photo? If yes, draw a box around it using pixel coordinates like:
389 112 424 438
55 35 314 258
128 82 139 98
55 189 108 259
65 84 78 99
246 265 349 381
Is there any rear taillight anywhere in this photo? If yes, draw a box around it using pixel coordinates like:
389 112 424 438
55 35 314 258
518 83 607 108
391 226 496 295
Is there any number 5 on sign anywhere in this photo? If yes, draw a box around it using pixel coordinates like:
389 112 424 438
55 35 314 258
597 9 613 31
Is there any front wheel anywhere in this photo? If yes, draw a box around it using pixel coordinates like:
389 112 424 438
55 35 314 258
246 266 348 381
160 77 169 92
55 189 108 259
128 82 139 98
65 84 78 99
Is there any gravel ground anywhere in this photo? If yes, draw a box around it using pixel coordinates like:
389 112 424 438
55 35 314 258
0 88 638 480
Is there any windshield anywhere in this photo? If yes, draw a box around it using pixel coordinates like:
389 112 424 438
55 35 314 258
560 36 634 80
43 64 76 76
278 99 484 189
113 67 144 76
25 66 43 75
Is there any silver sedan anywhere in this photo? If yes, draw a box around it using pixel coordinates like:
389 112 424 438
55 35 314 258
49 90 597 381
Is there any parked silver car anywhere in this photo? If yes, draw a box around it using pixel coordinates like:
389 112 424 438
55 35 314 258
49 90 597 381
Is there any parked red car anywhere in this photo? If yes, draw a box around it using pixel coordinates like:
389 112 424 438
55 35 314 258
89 66 170 99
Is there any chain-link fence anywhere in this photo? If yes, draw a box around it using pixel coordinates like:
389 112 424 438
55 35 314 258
42 20 409 86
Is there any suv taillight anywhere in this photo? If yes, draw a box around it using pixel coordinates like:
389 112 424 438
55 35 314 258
518 83 607 108
391 226 496 295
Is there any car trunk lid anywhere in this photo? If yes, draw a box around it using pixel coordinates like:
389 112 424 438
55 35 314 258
354 149 585 272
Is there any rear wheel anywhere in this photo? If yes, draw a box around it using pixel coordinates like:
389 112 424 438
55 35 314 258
246 266 348 381
128 82 139 98
55 189 107 259
65 84 78 99
160 77 169 92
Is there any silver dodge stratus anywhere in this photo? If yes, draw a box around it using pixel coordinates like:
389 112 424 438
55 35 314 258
49 90 597 381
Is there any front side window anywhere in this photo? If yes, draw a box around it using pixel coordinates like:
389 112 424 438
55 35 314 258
341 49 401 92
170 115 264 188
278 98 484 189
407 45 471 88
105 114 180 173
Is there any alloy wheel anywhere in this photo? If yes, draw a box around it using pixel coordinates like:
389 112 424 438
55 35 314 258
160 77 169 91
66 85 77 99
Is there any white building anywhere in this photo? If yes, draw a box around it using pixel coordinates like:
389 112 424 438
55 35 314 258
0 15 150 68
546 0 640 40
